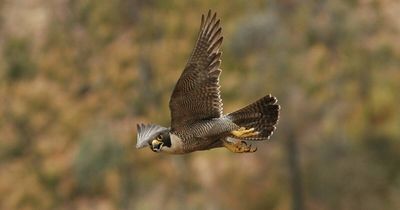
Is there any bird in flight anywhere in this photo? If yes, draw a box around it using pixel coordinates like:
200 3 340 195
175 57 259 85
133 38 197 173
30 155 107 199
136 10 280 154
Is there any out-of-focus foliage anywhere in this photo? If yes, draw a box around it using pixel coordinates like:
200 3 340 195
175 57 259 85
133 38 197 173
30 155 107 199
0 0 399 210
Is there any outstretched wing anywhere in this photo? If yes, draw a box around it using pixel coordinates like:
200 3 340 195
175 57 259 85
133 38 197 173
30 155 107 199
169 10 224 131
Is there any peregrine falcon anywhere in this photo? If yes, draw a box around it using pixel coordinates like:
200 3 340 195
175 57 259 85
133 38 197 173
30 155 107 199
136 10 280 154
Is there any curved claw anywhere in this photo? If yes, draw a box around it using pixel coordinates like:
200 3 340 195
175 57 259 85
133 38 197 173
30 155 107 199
223 140 257 153
249 145 257 152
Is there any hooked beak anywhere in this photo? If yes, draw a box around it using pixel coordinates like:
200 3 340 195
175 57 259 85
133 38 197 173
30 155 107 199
151 139 163 152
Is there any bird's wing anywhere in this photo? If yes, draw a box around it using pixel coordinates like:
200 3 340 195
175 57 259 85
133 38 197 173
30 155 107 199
136 124 168 149
169 10 224 131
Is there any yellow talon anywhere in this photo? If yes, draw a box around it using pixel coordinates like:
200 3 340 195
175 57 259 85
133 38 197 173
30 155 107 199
223 140 257 153
231 127 259 138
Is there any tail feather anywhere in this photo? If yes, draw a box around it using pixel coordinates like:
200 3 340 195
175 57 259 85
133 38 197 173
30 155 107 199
228 94 280 140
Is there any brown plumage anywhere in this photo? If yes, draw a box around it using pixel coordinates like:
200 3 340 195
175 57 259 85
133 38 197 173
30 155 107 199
169 10 223 131
136 10 280 154
228 95 279 141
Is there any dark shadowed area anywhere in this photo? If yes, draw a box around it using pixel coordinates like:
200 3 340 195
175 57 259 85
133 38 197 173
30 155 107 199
1 0 399 210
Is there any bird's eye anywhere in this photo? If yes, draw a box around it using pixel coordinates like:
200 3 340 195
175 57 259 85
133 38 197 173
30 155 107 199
156 135 162 140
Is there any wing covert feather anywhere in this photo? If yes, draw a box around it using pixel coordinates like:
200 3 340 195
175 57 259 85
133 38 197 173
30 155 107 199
169 10 224 130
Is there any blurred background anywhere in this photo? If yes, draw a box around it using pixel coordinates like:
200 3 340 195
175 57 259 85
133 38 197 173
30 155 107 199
1 0 400 209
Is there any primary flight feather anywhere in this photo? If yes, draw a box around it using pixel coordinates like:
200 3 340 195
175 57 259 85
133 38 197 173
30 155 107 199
137 10 280 154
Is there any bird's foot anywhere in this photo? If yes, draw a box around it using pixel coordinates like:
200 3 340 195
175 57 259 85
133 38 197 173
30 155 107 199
223 140 257 153
231 127 259 138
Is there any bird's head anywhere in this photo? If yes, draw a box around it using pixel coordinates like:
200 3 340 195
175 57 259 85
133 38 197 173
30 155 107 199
149 131 171 152
136 123 171 153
